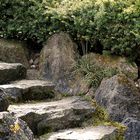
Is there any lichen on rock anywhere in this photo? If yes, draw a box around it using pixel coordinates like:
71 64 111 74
0 112 34 140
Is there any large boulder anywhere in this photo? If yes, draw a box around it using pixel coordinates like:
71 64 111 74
45 126 119 140
39 32 80 94
0 39 29 67
8 97 95 136
0 89 9 111
0 112 34 140
0 63 26 84
95 74 140 122
82 53 137 80
95 74 140 140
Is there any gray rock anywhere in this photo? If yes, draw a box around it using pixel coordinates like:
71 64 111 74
0 112 34 140
26 69 39 80
8 97 95 136
0 80 56 103
42 126 118 140
39 32 80 94
95 74 140 140
0 39 29 68
0 89 9 111
122 117 140 140
95 74 140 122
0 62 26 84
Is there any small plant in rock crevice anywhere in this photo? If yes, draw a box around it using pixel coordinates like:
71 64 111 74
74 57 118 89
83 98 126 140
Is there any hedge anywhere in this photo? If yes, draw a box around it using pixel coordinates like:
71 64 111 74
0 0 140 60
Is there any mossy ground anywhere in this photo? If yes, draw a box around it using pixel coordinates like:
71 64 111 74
83 96 126 140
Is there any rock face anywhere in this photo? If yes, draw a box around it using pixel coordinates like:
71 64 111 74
0 89 9 111
0 39 29 67
71 77 91 95
0 63 26 84
8 97 95 135
26 69 39 80
0 112 34 140
0 80 56 103
122 117 140 140
95 74 140 139
45 126 119 140
95 74 140 122
82 53 137 80
39 32 79 94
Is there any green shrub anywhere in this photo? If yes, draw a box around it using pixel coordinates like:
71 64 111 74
0 0 49 43
45 0 140 60
0 0 140 60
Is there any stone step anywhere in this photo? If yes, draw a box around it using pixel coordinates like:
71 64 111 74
0 62 26 84
40 126 119 140
8 97 95 136
0 80 56 103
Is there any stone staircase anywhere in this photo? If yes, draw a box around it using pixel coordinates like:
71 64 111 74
0 62 120 140
0 80 56 103
0 63 26 84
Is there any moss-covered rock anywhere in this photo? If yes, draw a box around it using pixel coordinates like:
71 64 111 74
95 74 140 121
95 74 140 139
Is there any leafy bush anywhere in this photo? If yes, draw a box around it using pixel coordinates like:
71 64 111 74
0 0 49 43
45 0 140 60
0 0 140 60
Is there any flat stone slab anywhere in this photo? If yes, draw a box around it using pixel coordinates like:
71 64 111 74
0 62 26 84
45 126 118 140
0 80 56 102
8 97 95 135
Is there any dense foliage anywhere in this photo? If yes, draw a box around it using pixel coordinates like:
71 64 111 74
0 0 140 59
0 0 47 43
47 0 140 59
